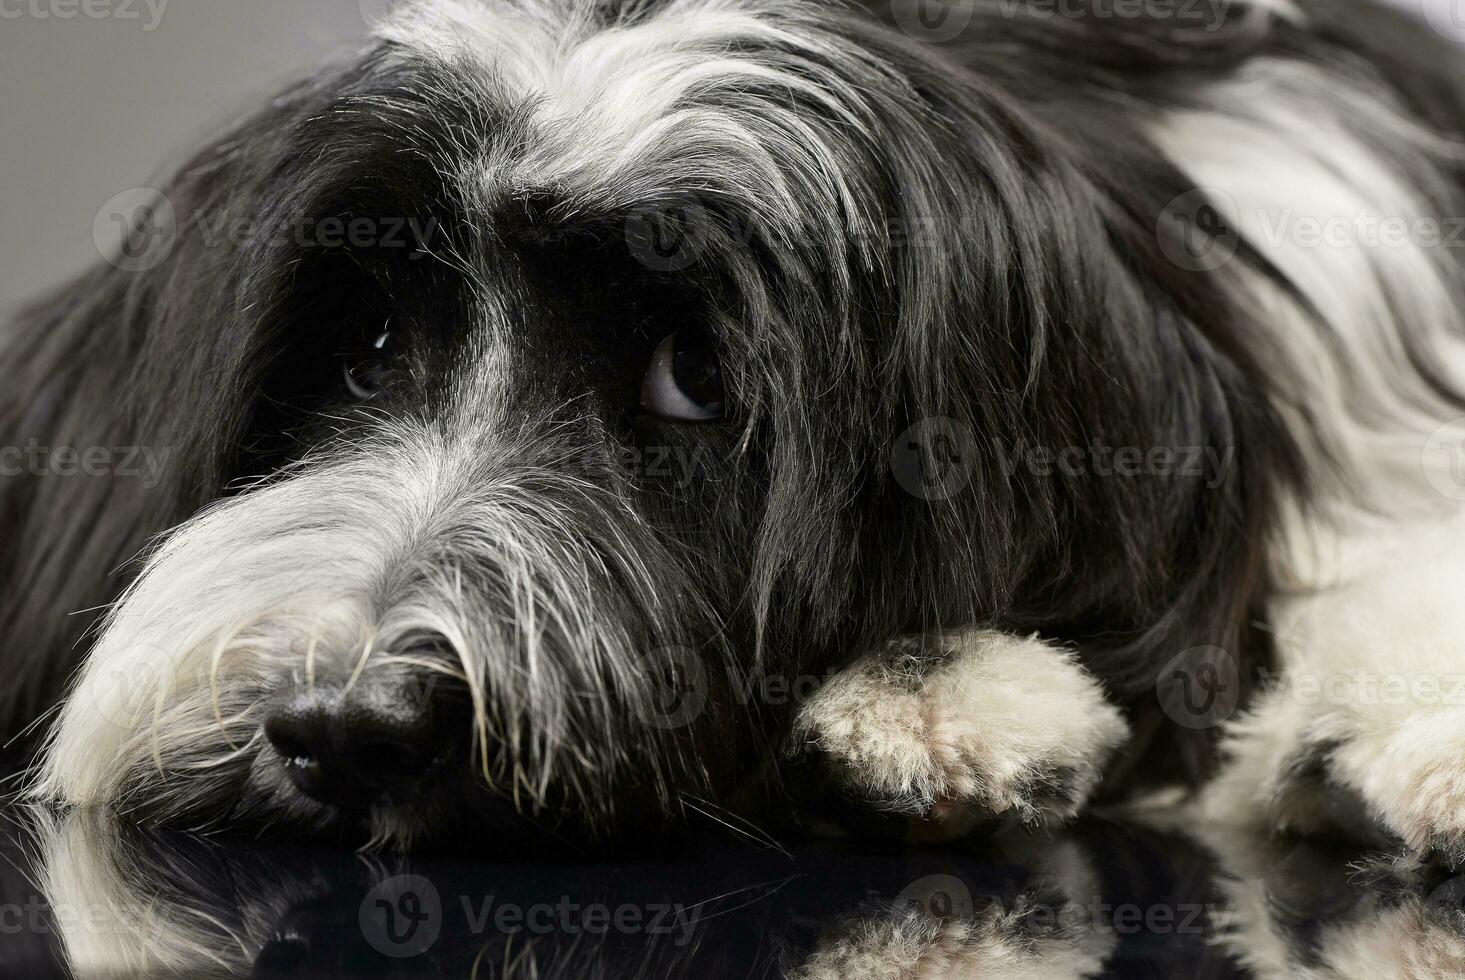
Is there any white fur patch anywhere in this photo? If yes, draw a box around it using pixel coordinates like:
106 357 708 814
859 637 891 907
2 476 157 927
1152 57 1465 520
1158 51 1465 858
376 0 888 260
1205 510 1465 859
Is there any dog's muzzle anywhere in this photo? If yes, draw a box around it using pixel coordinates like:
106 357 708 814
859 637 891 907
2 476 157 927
35 416 726 845
264 658 469 810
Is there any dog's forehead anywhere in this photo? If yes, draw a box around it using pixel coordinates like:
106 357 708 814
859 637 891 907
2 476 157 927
374 0 793 121
367 0 877 242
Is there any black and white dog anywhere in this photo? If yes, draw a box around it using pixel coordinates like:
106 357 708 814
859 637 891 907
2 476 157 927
6 0 1465 855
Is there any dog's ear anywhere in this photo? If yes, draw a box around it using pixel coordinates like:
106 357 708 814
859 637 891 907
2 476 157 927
0 39 487 738
0 162 252 736
0 67 357 736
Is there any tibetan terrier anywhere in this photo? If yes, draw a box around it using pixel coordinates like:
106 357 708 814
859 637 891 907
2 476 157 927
7 0 1465 857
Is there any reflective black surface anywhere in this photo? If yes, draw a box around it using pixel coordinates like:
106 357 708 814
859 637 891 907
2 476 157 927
4 785 1465 980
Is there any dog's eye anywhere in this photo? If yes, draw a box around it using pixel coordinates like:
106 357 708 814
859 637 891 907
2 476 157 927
341 329 397 401
641 333 725 421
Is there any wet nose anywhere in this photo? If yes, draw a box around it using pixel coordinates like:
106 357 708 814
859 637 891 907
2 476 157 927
264 676 446 809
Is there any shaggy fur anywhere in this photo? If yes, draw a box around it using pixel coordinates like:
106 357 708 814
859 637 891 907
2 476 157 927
5 0 1465 854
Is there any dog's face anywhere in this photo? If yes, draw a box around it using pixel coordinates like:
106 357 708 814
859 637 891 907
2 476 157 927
31 0 1286 847
42 0 934 846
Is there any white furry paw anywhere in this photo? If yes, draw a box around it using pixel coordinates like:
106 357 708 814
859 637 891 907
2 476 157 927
1335 708 1465 866
1207 691 1465 867
792 631 1129 837
1203 507 1465 869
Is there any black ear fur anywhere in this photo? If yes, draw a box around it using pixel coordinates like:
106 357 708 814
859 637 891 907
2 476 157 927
0 150 261 737
0 66 364 738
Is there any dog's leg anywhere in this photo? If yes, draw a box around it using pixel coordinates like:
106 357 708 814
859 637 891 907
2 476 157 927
792 630 1129 839
1204 511 1465 865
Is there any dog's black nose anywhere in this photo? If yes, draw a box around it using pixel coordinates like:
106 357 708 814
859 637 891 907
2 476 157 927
264 677 445 809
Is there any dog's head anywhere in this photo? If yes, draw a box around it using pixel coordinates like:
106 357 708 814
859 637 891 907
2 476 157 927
22 0 1294 847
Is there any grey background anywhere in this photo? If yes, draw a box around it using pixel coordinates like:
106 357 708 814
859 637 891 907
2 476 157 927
0 0 371 314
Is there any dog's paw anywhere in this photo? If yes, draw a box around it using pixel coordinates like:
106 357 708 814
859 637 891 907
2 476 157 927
1208 690 1465 867
1335 708 1465 867
792 631 1129 838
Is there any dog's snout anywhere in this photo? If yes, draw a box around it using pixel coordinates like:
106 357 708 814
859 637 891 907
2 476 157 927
264 677 445 809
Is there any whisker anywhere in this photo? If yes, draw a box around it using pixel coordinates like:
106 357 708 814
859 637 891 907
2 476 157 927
342 628 377 696
208 624 244 751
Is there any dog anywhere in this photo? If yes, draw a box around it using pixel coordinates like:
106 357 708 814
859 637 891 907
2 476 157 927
6 0 1465 856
